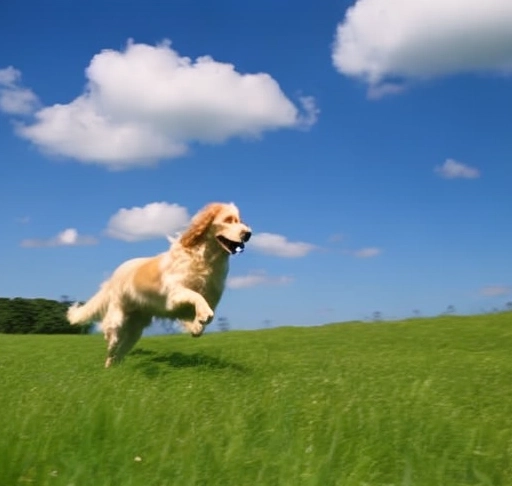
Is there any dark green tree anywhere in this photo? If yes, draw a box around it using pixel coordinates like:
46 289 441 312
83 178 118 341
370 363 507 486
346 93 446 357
217 316 230 332
0 297 93 334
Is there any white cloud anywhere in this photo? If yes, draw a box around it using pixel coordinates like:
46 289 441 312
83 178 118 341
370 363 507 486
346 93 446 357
297 95 320 129
480 285 511 297
251 232 316 258
7 39 317 169
105 202 190 242
21 228 97 248
352 247 382 258
332 0 512 95
0 66 39 115
367 83 407 100
435 158 480 179
227 271 294 289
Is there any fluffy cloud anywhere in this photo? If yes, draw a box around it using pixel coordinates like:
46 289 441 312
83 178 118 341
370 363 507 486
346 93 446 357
352 247 382 258
105 202 190 241
480 285 511 297
21 228 97 248
435 159 480 179
250 232 316 258
227 271 294 289
0 67 39 115
332 0 512 95
6 39 317 169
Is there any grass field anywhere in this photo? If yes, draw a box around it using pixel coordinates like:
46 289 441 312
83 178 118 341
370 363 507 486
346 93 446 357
1 313 512 486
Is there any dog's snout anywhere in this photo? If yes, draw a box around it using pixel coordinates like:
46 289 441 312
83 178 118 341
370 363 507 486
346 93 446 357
243 231 252 242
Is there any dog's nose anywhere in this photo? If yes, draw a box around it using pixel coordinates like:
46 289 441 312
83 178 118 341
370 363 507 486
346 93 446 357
242 231 252 242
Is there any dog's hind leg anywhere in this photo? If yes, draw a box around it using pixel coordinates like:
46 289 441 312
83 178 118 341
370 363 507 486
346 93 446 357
105 311 151 367
101 304 125 368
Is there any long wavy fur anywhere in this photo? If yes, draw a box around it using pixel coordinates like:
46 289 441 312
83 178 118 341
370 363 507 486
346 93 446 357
180 203 224 248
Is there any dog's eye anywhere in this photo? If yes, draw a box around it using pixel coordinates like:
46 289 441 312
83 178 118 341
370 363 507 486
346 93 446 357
224 216 235 224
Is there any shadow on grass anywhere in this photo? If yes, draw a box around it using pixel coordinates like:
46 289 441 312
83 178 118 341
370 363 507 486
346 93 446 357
129 349 156 357
130 349 250 378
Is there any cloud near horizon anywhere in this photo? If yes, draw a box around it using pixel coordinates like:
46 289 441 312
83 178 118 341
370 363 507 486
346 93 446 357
2 39 318 169
227 271 294 289
250 232 316 258
352 247 382 258
21 228 97 248
480 285 511 297
105 202 190 242
435 159 480 179
332 0 512 97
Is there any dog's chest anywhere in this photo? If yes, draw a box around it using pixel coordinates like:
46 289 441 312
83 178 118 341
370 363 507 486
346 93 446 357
185 263 228 307
164 251 229 306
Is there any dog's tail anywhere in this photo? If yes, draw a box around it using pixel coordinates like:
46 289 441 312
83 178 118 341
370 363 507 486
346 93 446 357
67 283 109 326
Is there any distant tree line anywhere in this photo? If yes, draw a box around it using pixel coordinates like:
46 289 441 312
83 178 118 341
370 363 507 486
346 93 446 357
368 302 512 322
0 297 93 334
217 316 230 332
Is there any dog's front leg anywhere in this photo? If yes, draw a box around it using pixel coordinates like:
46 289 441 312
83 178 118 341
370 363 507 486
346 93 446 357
167 289 214 336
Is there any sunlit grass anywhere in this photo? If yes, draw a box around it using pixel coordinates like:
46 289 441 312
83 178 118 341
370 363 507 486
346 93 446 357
1 313 511 485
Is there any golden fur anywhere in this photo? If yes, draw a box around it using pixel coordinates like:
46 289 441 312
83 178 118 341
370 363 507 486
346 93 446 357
67 202 251 367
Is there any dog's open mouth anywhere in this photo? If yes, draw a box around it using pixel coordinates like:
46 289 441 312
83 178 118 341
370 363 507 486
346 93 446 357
217 235 245 254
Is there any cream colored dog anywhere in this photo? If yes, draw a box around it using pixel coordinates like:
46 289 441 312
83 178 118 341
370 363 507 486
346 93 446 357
67 202 251 367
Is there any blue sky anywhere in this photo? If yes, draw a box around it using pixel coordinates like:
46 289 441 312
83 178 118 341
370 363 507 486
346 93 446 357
1 0 511 330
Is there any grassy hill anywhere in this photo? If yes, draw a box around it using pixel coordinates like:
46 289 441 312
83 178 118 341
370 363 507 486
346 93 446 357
1 313 511 485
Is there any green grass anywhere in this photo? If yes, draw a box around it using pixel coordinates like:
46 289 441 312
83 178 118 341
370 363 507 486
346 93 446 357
1 313 512 486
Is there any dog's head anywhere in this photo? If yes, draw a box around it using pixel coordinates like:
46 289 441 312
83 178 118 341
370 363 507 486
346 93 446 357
180 202 251 254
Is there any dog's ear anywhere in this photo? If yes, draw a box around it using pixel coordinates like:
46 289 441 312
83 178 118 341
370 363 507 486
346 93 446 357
180 203 223 248
166 233 180 245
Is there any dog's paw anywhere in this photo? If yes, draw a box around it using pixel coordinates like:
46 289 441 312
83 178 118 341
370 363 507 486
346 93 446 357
197 306 214 326
186 321 205 337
